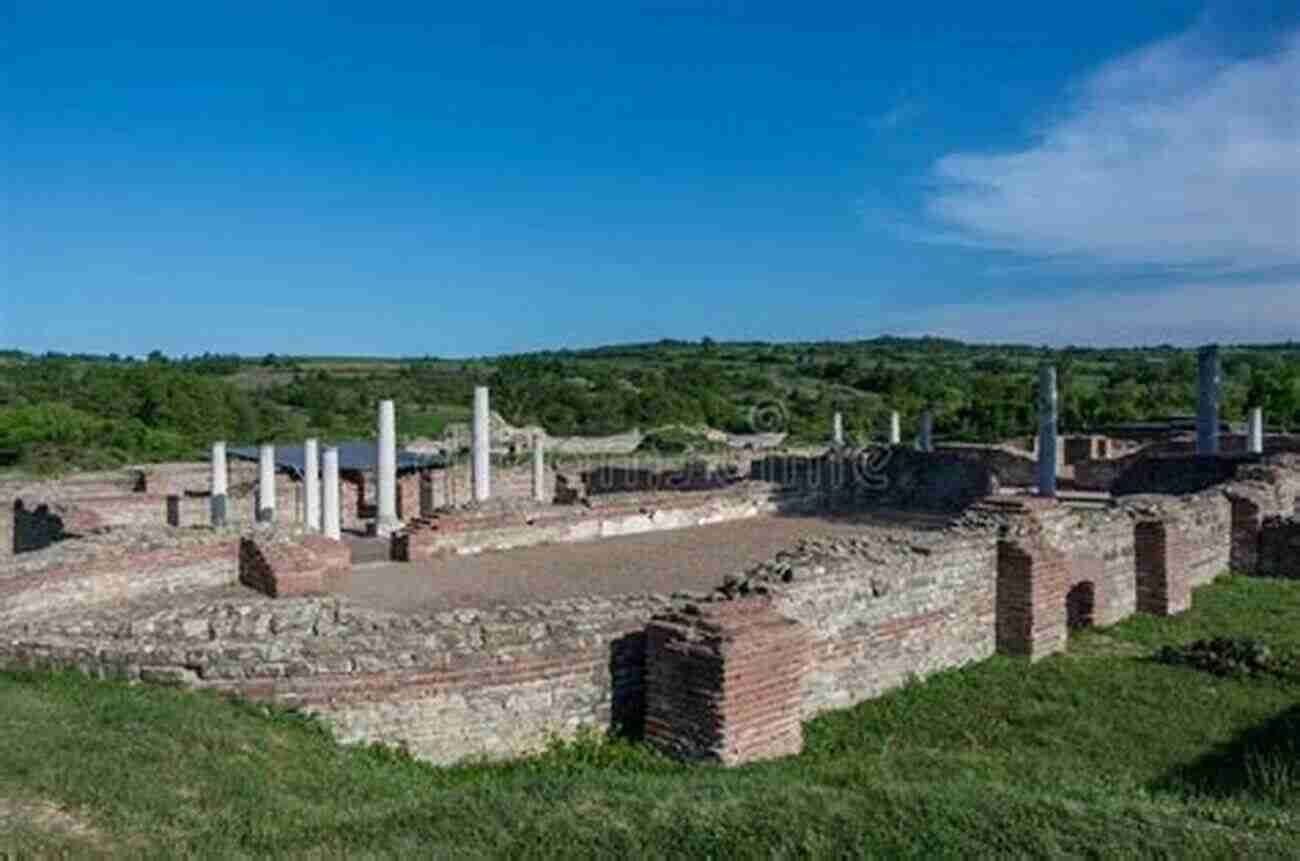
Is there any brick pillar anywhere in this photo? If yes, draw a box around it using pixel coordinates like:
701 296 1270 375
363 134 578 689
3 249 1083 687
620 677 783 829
1228 494 1265 575
996 539 1068 659
1 500 12 561
645 600 810 765
1134 520 1192 615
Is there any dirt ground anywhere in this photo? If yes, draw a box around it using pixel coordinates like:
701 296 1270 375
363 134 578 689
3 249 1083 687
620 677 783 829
342 514 930 613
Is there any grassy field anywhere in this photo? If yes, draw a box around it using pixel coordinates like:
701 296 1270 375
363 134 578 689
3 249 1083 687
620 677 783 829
2 575 1298 858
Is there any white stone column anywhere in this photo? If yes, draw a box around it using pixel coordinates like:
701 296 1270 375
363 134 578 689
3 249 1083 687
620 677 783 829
472 386 491 502
376 400 399 535
322 446 341 540
1038 365 1058 498
832 412 844 446
918 410 933 453
304 438 320 530
889 411 901 445
532 432 547 503
257 443 276 523
1197 345 1220 455
210 441 228 527
1248 407 1264 454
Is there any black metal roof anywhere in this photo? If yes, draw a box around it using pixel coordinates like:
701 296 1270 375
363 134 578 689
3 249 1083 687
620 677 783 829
227 441 445 477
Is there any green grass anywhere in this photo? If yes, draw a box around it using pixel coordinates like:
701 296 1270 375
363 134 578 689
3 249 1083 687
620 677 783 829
2 576 1299 858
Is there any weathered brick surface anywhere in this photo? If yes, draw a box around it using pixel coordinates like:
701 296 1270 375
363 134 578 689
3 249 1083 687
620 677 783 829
645 600 810 764
239 533 350 598
1133 520 1192 615
0 530 239 626
996 538 1069 659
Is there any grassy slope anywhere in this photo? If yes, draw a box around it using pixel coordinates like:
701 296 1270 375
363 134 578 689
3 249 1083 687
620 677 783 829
2 576 1298 858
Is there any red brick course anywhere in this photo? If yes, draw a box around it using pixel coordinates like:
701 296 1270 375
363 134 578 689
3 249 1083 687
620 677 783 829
645 600 811 764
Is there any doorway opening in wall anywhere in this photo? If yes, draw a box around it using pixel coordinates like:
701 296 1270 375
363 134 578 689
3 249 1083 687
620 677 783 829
1066 582 1096 629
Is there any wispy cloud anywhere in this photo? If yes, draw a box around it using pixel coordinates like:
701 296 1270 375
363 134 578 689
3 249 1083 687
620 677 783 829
872 280 1300 346
924 27 1300 269
871 100 922 132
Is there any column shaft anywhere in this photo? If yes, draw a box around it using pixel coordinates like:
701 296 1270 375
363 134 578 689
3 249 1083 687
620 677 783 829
472 386 491 502
322 446 341 540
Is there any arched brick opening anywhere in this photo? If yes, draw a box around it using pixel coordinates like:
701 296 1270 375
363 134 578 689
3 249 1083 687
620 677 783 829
1066 582 1095 629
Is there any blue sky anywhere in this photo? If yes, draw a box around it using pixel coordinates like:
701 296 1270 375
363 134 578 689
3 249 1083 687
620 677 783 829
4 1 1298 357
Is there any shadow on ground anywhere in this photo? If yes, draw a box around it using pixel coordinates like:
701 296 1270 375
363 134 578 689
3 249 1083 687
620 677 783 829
1154 702 1300 803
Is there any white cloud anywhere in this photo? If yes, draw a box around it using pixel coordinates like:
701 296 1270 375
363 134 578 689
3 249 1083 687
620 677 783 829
925 28 1300 268
874 281 1300 346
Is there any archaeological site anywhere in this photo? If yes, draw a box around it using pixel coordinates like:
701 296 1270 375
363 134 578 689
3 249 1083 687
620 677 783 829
3 347 1299 766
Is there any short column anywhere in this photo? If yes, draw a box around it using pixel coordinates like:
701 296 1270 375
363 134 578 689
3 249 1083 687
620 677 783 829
531 432 547 503
304 438 321 531
257 443 276 524
832 412 844 446
322 446 341 540
376 401 399 535
918 410 933 452
888 411 901 445
1197 345 1220 455
210 441 228 527
472 386 491 502
1038 365 1058 498
1248 407 1264 455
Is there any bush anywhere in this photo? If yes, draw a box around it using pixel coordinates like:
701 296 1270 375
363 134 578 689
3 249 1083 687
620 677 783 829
1154 637 1297 679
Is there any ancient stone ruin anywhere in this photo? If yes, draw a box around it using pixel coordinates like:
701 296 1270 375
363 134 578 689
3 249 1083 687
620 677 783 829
3 358 1299 766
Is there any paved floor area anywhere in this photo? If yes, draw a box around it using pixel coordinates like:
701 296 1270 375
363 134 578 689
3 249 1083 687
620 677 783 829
342 514 932 613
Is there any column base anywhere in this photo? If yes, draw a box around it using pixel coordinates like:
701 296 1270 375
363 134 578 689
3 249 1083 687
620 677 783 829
371 517 402 537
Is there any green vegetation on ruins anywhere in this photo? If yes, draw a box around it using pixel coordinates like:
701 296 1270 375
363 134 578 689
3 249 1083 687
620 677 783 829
2 575 1298 856
2 338 1299 474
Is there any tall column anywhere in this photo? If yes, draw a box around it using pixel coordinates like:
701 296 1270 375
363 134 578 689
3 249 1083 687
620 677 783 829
918 410 933 453
1038 365 1058 498
376 400 399 535
210 441 228 527
322 446 341 540
257 443 275 523
889 411 901 445
832 412 844 446
532 432 547 503
1197 345 1220 455
472 386 491 502
1248 407 1264 454
304 438 321 530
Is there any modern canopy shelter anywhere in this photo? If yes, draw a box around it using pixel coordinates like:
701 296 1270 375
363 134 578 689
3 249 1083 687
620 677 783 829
226 441 446 477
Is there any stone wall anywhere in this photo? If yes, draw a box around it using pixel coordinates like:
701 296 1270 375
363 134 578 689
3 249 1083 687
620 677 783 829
935 443 1038 487
0 530 238 627
394 484 812 561
747 449 996 513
